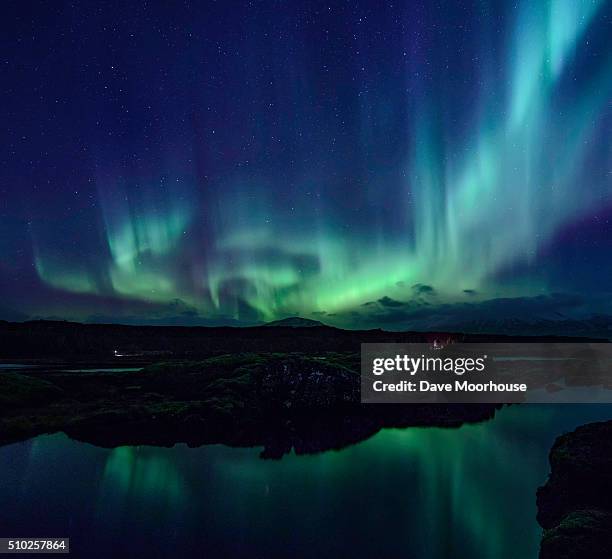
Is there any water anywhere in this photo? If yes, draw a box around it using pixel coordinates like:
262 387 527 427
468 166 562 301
1 405 611 558
59 368 143 373
0 364 141 373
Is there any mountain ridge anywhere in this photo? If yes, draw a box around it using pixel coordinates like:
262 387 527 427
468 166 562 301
264 316 326 328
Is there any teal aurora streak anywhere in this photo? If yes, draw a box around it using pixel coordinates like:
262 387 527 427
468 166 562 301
7 0 612 326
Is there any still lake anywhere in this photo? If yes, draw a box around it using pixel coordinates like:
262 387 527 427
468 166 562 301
1 404 611 558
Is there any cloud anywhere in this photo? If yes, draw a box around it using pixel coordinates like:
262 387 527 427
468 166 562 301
412 283 436 296
377 296 404 307
330 292 607 332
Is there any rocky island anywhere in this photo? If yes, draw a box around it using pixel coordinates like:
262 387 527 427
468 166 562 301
0 352 500 458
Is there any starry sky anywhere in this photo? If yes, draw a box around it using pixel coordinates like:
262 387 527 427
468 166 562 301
1 0 611 329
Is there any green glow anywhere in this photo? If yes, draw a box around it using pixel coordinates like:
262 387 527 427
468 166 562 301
6 406 612 557
34 256 98 295
30 0 610 324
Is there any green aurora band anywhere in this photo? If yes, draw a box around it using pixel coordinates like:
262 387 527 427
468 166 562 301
30 0 611 325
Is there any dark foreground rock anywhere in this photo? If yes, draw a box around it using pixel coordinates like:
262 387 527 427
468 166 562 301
0 352 499 458
537 420 612 558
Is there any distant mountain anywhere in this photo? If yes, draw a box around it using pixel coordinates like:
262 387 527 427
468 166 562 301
264 316 326 328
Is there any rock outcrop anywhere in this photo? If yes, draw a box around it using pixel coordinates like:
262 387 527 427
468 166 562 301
537 420 612 558
0 352 499 458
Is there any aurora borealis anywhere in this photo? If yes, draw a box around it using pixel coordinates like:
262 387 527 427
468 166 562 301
2 0 611 327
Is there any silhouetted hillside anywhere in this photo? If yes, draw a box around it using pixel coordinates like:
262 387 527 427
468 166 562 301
265 317 325 327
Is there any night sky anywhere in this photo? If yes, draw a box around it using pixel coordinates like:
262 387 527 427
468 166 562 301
2 1 611 328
